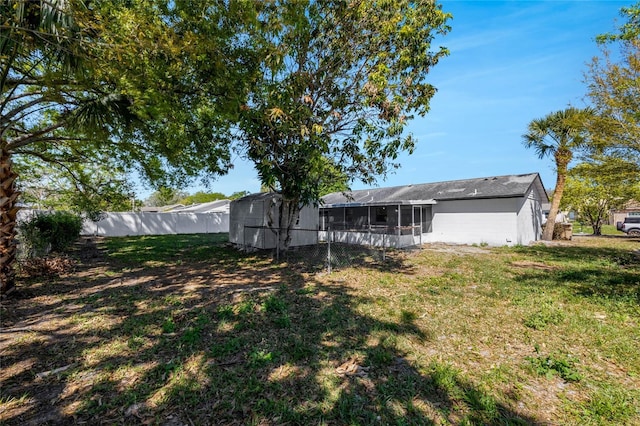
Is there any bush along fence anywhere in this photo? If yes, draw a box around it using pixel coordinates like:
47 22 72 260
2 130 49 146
240 226 419 273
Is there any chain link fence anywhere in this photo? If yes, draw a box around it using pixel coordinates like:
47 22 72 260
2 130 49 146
241 226 418 273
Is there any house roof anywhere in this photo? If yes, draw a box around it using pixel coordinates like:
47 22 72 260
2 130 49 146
140 204 184 212
322 173 548 207
170 199 230 213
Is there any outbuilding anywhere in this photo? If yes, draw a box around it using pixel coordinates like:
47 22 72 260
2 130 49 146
320 173 548 247
229 193 319 249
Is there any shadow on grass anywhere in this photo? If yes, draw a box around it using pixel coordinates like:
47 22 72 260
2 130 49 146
1 234 542 425
507 242 640 304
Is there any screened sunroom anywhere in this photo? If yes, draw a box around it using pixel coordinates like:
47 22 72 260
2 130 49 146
319 201 435 248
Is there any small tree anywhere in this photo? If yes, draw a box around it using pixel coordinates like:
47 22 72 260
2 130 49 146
144 188 188 208
238 0 451 248
562 157 640 235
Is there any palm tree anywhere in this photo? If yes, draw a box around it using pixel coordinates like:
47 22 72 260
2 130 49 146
523 107 591 241
1 0 80 293
1 1 132 294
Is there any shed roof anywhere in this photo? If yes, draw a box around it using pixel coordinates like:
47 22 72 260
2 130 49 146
233 192 284 203
322 173 548 207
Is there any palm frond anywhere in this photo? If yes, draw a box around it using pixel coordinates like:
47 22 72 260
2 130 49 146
68 92 137 131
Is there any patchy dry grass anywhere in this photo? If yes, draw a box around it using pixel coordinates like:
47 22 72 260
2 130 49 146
1 234 639 425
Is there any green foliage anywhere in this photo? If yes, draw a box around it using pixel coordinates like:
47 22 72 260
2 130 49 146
523 303 566 330
248 349 276 368
161 317 176 334
263 294 287 314
562 157 640 235
229 191 250 200
144 188 188 207
238 0 450 238
526 347 582 382
179 191 227 205
210 337 244 358
18 211 82 257
586 3 640 166
15 155 134 218
581 384 639 424
595 3 640 43
522 107 593 240
263 294 290 328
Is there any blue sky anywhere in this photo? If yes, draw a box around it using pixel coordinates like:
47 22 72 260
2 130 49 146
135 0 629 199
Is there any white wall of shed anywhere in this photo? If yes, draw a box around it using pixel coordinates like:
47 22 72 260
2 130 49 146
229 195 319 248
229 198 266 245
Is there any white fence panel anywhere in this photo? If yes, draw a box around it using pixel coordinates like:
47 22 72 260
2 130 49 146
81 212 229 236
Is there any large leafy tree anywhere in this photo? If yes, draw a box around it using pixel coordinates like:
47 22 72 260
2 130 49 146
522 108 592 241
16 153 134 217
562 157 640 235
0 1 258 293
585 3 640 163
237 0 451 248
144 188 188 208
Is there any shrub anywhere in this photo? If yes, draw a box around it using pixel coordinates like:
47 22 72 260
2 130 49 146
18 212 83 258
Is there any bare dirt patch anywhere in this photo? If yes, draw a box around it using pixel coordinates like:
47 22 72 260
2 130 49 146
420 242 492 255
510 260 558 271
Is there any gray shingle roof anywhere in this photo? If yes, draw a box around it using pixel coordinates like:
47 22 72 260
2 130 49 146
322 173 547 206
172 199 230 213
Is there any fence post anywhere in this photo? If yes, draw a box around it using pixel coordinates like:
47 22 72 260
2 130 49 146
276 228 280 261
327 228 332 274
383 233 386 261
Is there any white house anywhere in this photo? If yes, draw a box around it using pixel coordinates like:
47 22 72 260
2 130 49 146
229 193 319 249
320 173 548 247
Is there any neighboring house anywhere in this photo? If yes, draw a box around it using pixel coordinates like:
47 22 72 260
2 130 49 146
609 200 640 225
541 203 570 224
168 199 231 214
321 173 548 247
140 204 184 213
229 193 319 249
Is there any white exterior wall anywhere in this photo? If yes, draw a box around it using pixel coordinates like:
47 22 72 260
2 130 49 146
516 188 544 245
81 212 229 237
229 198 267 246
423 198 520 246
319 230 415 248
229 195 319 249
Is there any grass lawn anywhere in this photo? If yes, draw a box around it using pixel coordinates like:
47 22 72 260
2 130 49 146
572 223 624 236
1 233 639 425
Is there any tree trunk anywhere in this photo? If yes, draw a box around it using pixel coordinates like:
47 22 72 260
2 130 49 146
592 221 602 236
277 197 301 251
542 160 569 241
0 148 20 295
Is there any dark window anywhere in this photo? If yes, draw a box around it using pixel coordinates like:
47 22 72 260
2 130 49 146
375 206 387 223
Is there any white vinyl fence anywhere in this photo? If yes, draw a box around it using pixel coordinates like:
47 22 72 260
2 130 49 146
81 212 229 236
